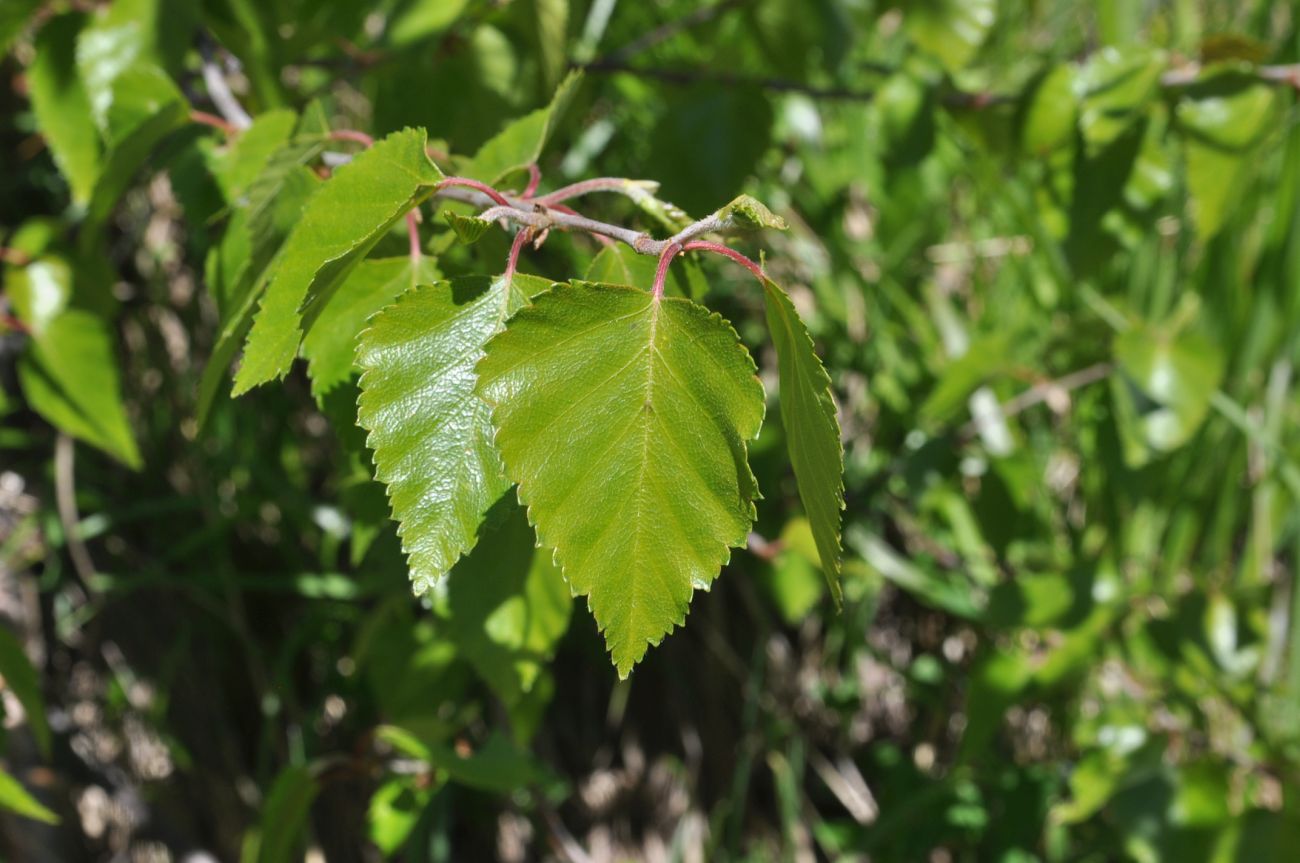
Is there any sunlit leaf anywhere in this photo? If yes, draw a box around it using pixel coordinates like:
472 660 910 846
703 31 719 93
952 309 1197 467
357 274 555 592
235 128 443 393
302 256 440 398
477 282 765 676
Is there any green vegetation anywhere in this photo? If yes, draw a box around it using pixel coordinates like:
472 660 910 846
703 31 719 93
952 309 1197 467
1 0 1299 860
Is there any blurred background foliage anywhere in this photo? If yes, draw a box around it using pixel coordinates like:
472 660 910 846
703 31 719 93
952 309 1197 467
2 0 1300 860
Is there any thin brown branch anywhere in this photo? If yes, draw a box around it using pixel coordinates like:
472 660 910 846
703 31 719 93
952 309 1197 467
54 434 98 594
191 110 237 136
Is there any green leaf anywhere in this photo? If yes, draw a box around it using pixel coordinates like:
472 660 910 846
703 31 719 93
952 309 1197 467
245 765 318 863
422 732 549 793
762 278 843 606
1021 64 1077 156
357 273 555 592
1175 70 1279 239
28 14 101 204
367 778 430 856
387 0 471 47
234 128 443 393
1111 323 1225 465
464 70 581 185
84 64 190 231
758 518 827 624
437 497 571 705
443 211 493 244
208 108 298 199
904 0 996 74
583 244 707 300
6 257 72 336
0 0 41 56
302 256 440 399
476 282 765 676
716 194 788 231
0 768 58 825
196 164 321 428
19 310 141 469
0 627 51 758
1077 46 1167 154
531 0 569 94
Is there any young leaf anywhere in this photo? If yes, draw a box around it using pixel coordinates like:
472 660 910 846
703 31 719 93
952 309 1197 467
356 273 555 593
444 211 493 244
716 194 788 231
234 128 443 394
28 14 101 204
463 71 581 185
476 282 765 676
762 278 844 606
302 256 440 398
905 0 996 73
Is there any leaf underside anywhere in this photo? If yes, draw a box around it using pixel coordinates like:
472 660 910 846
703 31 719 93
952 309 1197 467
762 278 845 606
476 281 765 677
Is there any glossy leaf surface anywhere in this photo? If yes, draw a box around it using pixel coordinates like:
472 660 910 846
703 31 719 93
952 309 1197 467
357 274 554 591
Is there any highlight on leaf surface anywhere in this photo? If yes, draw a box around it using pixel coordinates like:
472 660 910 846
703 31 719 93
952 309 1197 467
356 273 555 594
475 281 765 677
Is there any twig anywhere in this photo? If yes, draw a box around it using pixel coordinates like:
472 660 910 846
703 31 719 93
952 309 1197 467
406 211 422 264
191 110 237 136
329 129 375 147
198 46 253 130
958 362 1113 438
523 164 542 198
680 240 766 283
536 177 659 206
540 803 595 863
53 434 98 594
652 243 682 298
0 247 31 266
503 228 531 287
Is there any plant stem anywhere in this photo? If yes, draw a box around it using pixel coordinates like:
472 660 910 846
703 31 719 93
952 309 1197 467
406 211 422 264
523 164 542 198
329 129 376 147
536 177 656 206
652 243 682 299
504 228 531 288
437 177 513 207
191 110 238 135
